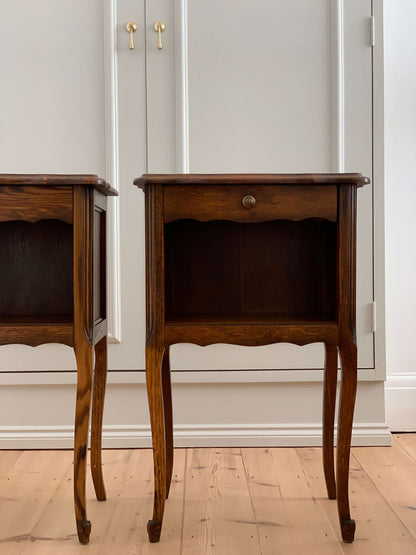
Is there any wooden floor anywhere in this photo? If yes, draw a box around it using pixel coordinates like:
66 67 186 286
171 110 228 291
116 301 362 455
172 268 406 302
2 435 416 554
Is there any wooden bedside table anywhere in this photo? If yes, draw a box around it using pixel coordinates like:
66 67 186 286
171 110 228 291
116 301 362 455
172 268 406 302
0 174 118 544
134 173 369 544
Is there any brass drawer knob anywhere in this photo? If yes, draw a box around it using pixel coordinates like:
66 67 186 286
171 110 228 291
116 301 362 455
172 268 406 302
242 195 256 208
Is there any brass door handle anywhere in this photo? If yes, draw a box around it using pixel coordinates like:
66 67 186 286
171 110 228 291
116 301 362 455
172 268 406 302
154 21 166 50
126 21 138 50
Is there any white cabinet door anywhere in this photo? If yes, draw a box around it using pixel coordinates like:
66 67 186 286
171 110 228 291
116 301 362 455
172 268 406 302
143 0 374 371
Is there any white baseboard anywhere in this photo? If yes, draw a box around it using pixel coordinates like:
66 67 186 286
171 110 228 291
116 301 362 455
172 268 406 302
385 373 416 431
0 422 391 449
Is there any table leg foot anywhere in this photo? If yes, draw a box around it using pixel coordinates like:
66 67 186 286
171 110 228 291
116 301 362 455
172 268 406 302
147 519 162 543
341 518 356 543
76 519 91 544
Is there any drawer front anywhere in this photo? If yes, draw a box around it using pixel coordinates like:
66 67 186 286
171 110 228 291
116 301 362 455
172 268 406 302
164 185 337 223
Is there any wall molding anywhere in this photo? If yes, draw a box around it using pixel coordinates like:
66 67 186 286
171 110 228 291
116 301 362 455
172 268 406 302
372 0 387 380
385 372 416 389
330 0 345 172
104 0 122 343
0 422 391 449
0 367 380 386
175 0 190 172
386 373 416 431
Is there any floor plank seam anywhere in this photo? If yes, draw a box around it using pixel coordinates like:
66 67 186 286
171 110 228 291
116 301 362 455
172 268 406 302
26 453 73 546
394 435 416 465
99 448 137 546
179 448 188 553
4 443 416 552
295 447 345 553
241 448 264 555
353 448 416 547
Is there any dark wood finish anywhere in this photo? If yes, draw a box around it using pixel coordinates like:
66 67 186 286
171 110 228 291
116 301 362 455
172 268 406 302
164 184 337 223
136 172 368 545
73 184 94 544
0 174 116 544
165 219 337 322
0 318 73 347
73 336 94 544
337 340 357 543
164 323 339 347
0 173 118 196
0 220 73 316
323 343 338 500
162 346 174 499
93 190 107 325
146 342 166 543
135 172 370 188
145 184 167 543
0 186 73 223
336 184 359 543
91 335 108 502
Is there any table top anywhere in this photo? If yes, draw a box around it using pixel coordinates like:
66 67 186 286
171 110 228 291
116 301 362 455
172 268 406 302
134 173 370 190
0 174 118 196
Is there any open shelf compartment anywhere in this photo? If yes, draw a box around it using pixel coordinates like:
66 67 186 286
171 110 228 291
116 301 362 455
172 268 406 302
0 220 73 319
164 218 338 326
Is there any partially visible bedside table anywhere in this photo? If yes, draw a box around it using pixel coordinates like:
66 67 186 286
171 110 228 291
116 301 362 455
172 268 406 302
0 174 118 544
135 173 369 545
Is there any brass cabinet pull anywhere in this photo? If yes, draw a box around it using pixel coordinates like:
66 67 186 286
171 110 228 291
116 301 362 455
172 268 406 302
126 21 138 50
154 21 166 50
242 195 256 208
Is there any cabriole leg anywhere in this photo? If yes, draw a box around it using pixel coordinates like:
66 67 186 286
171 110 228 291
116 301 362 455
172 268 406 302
74 337 94 544
337 339 358 543
162 346 174 499
146 340 166 543
323 343 338 499
91 335 107 501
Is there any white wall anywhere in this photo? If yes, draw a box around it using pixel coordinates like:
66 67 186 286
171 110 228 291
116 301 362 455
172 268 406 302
0 0 106 175
384 0 416 429
0 1 391 447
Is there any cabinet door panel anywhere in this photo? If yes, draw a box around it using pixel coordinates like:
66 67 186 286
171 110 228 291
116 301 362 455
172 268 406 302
147 0 374 370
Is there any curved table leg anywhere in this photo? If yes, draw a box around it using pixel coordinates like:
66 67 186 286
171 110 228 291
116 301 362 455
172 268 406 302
91 335 107 501
74 336 94 544
146 340 166 543
323 343 337 499
162 346 174 499
337 339 358 543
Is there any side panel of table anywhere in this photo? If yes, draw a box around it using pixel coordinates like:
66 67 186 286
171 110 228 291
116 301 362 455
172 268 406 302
73 185 109 543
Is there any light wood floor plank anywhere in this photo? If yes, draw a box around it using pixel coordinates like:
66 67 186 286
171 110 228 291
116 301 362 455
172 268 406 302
99 447 186 555
297 446 416 554
393 433 416 464
2 437 416 553
182 448 261 555
0 450 71 553
99 448 153 554
242 447 342 555
0 451 23 480
353 441 416 548
19 449 128 555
